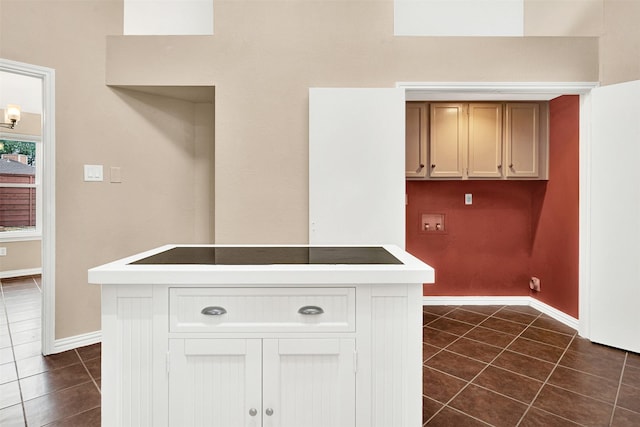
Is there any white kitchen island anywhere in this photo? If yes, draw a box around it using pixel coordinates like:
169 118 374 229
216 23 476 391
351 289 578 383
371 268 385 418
88 245 434 427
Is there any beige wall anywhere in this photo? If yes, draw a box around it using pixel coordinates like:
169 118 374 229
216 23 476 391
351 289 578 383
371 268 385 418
600 0 640 85
0 240 40 274
524 0 603 36
105 1 599 246
0 0 638 340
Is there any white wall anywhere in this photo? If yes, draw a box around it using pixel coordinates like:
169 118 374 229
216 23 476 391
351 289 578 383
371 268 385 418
124 0 213 35
395 0 524 36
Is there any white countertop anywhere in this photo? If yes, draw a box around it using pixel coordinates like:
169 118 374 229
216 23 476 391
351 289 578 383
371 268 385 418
88 244 435 285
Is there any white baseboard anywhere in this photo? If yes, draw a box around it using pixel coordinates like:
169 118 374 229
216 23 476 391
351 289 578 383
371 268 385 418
423 295 579 331
528 298 580 331
0 267 42 279
53 330 101 354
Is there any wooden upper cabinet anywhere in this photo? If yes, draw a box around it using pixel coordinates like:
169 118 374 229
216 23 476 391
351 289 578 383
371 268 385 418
467 103 503 178
405 101 547 180
429 103 466 178
405 102 427 178
504 103 539 178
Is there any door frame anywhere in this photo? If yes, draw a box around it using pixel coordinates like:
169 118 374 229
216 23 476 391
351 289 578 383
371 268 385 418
397 81 598 339
0 58 56 355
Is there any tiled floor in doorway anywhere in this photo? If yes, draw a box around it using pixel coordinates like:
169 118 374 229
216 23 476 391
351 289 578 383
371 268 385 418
0 276 101 426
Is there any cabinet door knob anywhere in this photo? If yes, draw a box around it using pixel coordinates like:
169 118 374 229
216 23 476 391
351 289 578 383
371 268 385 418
249 408 257 417
201 306 227 316
418 163 425 170
265 408 274 416
497 164 502 168
509 164 514 169
431 164 436 168
298 305 324 315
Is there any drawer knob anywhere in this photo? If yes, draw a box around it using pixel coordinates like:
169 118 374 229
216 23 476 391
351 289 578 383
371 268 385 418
249 408 257 417
265 408 274 416
201 306 227 316
298 305 324 315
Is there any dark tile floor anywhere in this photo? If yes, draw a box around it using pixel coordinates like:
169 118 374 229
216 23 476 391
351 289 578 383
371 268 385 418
3 277 640 426
0 276 101 426
423 305 640 426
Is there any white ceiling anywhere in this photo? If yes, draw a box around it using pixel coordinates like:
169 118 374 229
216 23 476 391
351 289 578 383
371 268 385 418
0 71 42 114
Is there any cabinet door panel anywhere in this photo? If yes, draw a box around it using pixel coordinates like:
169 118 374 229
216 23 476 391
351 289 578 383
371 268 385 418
505 103 539 177
429 103 466 177
262 338 356 427
169 339 262 427
405 102 427 177
468 103 503 177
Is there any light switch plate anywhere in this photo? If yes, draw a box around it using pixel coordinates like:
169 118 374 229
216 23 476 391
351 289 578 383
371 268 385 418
110 166 122 183
465 193 473 205
84 165 103 182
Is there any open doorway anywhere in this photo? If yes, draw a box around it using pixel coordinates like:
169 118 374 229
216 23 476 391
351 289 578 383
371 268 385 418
0 58 56 356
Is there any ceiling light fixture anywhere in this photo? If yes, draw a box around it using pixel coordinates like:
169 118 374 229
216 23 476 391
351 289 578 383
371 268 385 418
1 104 21 129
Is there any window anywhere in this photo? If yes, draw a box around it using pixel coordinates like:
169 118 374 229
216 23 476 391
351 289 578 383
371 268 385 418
0 135 41 240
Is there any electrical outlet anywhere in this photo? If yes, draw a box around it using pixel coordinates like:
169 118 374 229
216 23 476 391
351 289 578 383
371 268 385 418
0 247 6 256
465 193 473 205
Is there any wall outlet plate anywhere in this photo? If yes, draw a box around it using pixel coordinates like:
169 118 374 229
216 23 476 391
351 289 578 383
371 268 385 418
465 193 473 205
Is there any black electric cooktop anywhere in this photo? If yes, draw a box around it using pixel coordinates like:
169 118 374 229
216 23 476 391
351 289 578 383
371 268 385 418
129 246 403 266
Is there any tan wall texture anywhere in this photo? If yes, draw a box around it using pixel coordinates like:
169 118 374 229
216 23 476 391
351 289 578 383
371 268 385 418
0 0 638 340
0 240 40 273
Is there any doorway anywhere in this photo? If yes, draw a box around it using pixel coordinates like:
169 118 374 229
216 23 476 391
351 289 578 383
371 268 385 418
0 58 56 355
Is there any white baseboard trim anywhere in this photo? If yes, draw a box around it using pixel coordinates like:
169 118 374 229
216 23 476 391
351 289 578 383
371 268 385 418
528 298 580 331
53 330 101 354
0 267 42 279
423 296 579 331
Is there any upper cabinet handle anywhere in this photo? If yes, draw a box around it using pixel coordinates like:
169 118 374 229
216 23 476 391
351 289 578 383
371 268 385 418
431 164 436 168
298 305 324 315
201 306 227 316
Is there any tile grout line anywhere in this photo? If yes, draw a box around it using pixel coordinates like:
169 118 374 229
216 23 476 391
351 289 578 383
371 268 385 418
514 331 578 426
75 348 101 396
609 352 628 426
0 278 29 424
32 276 42 293
425 310 581 384
425 306 540 424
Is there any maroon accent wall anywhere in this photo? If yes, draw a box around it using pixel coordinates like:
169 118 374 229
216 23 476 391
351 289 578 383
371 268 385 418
406 96 579 317
530 96 580 317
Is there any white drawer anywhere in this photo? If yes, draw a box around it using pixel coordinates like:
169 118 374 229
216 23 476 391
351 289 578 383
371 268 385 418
169 287 355 333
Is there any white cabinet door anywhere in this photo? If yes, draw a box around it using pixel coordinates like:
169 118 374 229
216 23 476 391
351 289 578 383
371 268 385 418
429 103 466 178
405 102 427 177
262 338 356 427
504 103 539 177
468 103 503 178
588 81 640 353
169 339 262 427
309 88 406 248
